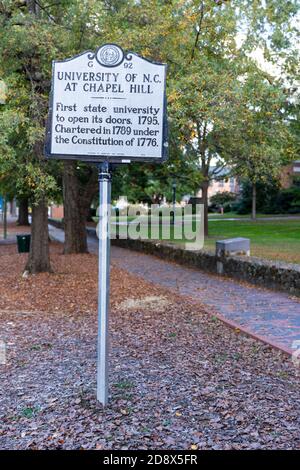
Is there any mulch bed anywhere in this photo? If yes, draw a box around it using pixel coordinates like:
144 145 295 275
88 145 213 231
0 242 299 450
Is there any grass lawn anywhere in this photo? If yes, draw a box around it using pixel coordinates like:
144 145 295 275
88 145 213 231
114 216 300 264
57 211 300 264
206 218 300 264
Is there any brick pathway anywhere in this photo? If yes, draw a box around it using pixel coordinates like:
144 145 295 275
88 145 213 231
110 246 300 354
49 225 300 354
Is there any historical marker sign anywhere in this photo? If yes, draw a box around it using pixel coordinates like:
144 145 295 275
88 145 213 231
45 44 168 406
45 44 168 163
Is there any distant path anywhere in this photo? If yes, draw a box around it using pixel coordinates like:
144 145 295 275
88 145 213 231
0 217 30 244
0 238 16 245
48 224 300 354
208 215 300 222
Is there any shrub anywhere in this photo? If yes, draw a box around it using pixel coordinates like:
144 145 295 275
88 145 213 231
209 191 237 213
235 179 300 215
276 187 300 214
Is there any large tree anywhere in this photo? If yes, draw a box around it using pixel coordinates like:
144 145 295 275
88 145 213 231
102 0 298 234
219 67 294 219
1 0 299 258
0 0 105 265
0 1 66 272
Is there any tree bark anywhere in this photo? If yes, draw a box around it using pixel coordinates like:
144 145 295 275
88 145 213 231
25 197 51 273
251 182 257 221
201 180 209 237
63 161 89 254
17 197 30 226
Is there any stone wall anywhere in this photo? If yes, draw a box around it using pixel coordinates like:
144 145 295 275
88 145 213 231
48 219 300 296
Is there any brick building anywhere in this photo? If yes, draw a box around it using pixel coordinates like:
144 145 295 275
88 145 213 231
197 167 240 202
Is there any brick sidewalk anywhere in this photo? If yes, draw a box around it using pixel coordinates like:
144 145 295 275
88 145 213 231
48 225 300 354
110 246 300 354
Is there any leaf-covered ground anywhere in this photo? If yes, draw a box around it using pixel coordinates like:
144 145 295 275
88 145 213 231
0 243 299 450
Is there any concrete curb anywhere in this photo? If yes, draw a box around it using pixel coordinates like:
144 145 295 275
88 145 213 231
203 308 292 356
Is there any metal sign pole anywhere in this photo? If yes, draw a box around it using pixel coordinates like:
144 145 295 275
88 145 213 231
97 161 111 406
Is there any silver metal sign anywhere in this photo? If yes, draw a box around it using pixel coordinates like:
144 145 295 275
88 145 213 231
45 44 168 163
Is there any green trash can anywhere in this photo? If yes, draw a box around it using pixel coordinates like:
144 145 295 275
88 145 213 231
16 234 31 253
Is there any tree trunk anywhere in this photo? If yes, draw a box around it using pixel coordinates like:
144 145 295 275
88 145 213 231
17 198 30 226
25 197 51 273
63 161 88 254
251 182 257 221
201 180 209 237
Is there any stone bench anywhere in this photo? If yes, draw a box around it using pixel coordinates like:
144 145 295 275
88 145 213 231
216 238 250 275
216 237 250 258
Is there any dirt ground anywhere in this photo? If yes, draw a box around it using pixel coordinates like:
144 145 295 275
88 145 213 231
0 242 299 450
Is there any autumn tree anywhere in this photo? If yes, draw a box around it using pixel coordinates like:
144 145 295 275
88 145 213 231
1 0 299 260
0 0 69 271
91 0 299 234
0 0 107 263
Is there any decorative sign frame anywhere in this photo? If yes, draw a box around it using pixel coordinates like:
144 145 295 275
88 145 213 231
45 44 168 164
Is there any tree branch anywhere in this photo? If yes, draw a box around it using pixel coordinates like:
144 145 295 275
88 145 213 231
191 1 204 60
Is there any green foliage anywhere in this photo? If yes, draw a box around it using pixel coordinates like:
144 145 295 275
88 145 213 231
209 191 237 212
0 1 112 204
0 0 299 209
276 187 300 214
221 68 296 187
210 191 237 206
235 179 280 214
235 178 300 215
